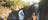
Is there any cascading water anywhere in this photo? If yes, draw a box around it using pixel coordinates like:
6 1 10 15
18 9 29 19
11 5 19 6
18 10 24 20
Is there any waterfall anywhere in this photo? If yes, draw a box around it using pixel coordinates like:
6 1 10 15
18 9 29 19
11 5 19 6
18 10 24 20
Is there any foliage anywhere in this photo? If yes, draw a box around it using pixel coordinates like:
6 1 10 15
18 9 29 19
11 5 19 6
0 0 30 11
9 0 30 11
9 1 14 6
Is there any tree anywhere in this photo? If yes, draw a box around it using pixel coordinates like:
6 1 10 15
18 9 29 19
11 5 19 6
9 0 30 11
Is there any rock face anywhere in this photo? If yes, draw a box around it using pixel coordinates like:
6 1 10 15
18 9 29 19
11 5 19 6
7 11 17 20
39 0 48 20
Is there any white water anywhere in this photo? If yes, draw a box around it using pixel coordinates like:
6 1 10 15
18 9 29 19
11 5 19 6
18 10 24 20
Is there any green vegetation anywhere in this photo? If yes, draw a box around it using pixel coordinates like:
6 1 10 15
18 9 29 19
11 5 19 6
9 0 30 11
